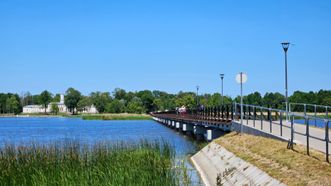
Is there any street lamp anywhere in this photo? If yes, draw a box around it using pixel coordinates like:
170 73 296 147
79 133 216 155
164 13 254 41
281 42 290 122
220 74 225 106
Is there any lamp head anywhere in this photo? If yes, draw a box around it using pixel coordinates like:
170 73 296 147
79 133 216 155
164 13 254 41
220 74 225 79
281 42 290 52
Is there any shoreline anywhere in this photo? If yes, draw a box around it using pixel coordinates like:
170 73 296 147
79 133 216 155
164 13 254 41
0 113 152 120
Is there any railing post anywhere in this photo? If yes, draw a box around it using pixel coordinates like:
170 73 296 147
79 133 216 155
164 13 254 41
267 105 271 121
231 104 234 120
215 106 217 121
232 102 237 119
325 119 329 163
253 107 256 128
217 106 220 121
226 105 229 120
280 111 283 136
314 105 317 127
260 108 263 130
288 115 294 150
326 106 329 121
248 106 251 119
269 108 272 133
305 116 310 156
246 105 249 125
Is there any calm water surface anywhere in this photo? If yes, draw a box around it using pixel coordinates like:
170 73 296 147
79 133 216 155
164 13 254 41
0 117 203 185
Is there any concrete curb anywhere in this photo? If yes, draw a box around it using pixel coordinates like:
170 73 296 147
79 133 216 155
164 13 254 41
191 142 286 186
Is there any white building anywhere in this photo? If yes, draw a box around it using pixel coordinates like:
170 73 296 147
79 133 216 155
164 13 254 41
23 94 98 114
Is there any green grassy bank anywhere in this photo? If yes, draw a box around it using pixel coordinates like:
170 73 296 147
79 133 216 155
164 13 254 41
81 113 152 120
215 132 331 185
0 141 188 186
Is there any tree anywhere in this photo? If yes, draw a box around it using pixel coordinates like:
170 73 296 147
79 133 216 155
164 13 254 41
6 95 20 114
39 90 52 113
127 97 146 114
90 92 111 113
263 92 285 109
50 103 59 115
22 92 33 106
106 99 126 113
246 92 263 105
52 94 61 102
32 95 41 105
77 96 92 113
113 88 127 100
175 92 195 109
65 88 81 114
137 90 155 112
0 94 7 113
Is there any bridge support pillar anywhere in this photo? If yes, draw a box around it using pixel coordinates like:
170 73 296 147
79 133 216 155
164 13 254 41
194 125 206 141
175 122 180 130
205 129 224 142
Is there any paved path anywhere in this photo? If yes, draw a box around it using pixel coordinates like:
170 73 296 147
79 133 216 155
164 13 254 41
234 118 330 154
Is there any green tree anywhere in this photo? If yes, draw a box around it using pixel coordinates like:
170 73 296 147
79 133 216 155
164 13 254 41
50 103 59 115
52 94 61 102
127 97 146 114
22 92 33 106
263 92 285 108
246 92 263 105
6 96 20 114
137 90 155 112
39 90 52 113
90 92 111 113
0 94 8 113
77 97 93 113
106 99 126 113
65 88 82 114
175 92 195 109
113 88 127 100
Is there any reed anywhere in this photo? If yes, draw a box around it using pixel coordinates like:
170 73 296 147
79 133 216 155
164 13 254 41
0 140 185 186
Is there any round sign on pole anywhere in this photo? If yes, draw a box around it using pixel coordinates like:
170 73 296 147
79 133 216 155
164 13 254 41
236 73 247 84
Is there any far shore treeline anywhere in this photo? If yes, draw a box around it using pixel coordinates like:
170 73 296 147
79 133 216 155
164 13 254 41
0 88 331 115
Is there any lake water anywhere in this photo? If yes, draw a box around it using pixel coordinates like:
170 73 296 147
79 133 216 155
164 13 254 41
0 117 203 185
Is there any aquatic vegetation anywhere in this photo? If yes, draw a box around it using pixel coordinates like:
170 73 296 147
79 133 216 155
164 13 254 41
0 140 185 186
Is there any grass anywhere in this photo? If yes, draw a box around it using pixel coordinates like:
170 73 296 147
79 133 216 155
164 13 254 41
214 132 331 186
82 113 152 120
0 140 189 186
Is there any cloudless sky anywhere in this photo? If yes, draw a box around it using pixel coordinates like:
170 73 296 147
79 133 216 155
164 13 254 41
0 0 330 97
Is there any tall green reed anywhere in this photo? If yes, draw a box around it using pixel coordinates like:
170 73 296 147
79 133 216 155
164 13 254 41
0 140 185 186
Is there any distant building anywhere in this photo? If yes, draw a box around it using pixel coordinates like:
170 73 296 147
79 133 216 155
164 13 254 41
23 94 98 114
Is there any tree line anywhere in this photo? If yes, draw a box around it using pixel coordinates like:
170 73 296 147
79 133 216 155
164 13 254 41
0 88 330 114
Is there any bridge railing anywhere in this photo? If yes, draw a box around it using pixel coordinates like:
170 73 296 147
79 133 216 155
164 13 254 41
234 103 330 163
152 104 235 122
289 102 330 123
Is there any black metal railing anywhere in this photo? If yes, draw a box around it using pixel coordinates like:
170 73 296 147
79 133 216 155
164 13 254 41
233 102 330 163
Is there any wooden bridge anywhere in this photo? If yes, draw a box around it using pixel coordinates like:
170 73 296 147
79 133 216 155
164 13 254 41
151 103 331 162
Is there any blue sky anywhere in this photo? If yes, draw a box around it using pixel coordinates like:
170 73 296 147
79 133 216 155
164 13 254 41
0 0 330 97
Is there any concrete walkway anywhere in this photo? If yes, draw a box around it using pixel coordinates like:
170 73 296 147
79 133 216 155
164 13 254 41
191 142 285 186
233 119 331 154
